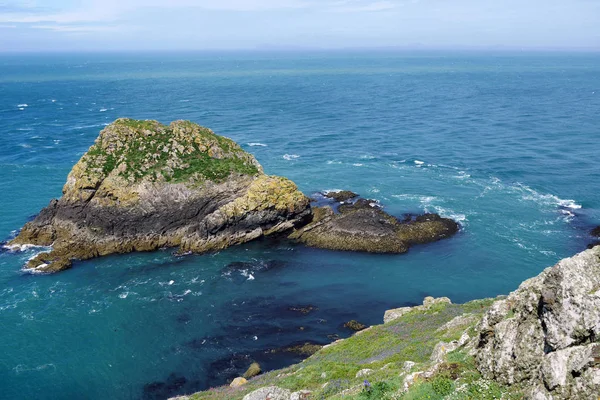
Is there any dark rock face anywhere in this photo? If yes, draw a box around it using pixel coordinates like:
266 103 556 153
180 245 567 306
475 246 600 399
344 320 367 332
289 194 459 254
592 226 600 237
9 119 310 273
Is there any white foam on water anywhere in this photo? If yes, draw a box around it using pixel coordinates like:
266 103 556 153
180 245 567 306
248 143 267 147
414 160 425 165
429 205 468 224
327 160 342 165
18 107 24 111
322 189 345 195
240 270 255 281
515 183 582 210
360 155 376 159
14 363 56 375
3 243 48 252
283 154 300 160
119 292 129 299
17 104 28 108
99 108 108 112
352 163 364 167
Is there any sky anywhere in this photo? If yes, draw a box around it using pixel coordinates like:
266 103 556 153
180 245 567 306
0 0 599 52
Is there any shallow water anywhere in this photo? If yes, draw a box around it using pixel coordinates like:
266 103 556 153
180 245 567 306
1 51 599 399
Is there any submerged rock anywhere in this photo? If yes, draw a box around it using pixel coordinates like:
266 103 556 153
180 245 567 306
591 226 600 237
269 341 323 357
10 119 310 272
475 246 600 399
289 194 458 254
287 305 318 315
343 320 367 332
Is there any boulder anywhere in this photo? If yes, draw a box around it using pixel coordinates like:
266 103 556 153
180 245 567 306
323 190 358 202
344 320 367 332
10 119 310 273
384 297 452 324
242 386 291 400
243 362 261 379
355 369 373 378
230 377 248 388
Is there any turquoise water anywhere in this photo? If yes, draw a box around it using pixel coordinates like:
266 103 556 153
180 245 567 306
1 51 599 399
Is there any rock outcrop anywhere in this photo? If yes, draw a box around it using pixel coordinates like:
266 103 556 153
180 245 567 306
475 246 600 399
289 198 459 254
10 119 310 272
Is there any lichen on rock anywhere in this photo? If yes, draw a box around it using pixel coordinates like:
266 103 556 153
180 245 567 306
475 246 600 399
10 119 310 273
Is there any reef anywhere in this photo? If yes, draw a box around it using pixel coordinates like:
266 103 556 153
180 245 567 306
289 198 459 254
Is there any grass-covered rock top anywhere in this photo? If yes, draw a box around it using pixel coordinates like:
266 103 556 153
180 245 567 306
64 118 261 201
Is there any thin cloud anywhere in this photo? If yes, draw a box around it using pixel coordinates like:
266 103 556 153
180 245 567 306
327 0 399 13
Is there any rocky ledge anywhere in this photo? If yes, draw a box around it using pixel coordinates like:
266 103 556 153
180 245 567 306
289 197 458 254
8 119 459 273
9 119 310 272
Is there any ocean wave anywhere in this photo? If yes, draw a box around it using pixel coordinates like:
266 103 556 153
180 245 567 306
429 205 467 224
283 154 300 160
99 108 108 112
326 160 342 165
414 160 425 166
514 183 582 210
352 163 364 167
248 142 267 147
17 104 28 108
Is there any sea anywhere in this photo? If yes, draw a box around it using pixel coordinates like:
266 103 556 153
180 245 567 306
0 51 599 400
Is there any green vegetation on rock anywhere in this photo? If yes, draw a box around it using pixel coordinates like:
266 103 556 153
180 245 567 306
82 118 260 185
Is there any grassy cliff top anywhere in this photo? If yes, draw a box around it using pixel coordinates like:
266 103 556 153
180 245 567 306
66 119 261 195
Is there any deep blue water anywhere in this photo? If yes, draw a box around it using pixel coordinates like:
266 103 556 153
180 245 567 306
1 51 599 400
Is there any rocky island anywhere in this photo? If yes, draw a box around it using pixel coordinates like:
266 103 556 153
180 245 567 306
8 118 459 273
